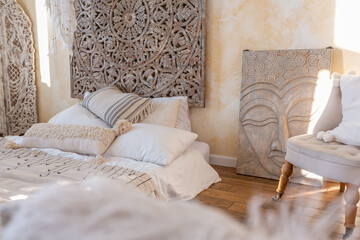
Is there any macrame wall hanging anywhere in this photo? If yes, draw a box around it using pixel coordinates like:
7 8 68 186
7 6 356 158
71 0 206 107
46 0 77 56
0 0 37 136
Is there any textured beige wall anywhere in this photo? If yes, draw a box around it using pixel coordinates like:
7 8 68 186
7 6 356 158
18 0 80 123
17 0 360 158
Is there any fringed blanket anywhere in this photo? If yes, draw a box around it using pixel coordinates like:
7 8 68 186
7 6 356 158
0 138 163 202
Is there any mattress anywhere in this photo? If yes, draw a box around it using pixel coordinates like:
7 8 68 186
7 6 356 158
189 141 210 163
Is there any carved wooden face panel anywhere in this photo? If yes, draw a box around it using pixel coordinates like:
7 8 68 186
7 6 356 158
71 0 206 107
240 79 317 174
237 49 332 184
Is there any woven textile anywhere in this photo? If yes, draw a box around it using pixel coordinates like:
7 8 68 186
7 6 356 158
82 86 153 126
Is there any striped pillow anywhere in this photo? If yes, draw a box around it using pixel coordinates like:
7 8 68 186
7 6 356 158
82 86 154 126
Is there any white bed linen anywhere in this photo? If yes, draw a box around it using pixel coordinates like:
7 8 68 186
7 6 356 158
106 147 219 201
189 141 210 163
8 137 220 201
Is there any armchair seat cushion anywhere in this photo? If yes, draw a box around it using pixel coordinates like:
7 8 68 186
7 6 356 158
286 134 360 185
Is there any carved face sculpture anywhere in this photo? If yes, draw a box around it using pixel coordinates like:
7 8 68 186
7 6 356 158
239 77 318 177
237 49 332 183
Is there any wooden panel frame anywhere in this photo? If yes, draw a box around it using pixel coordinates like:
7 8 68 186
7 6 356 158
71 0 206 107
236 48 332 186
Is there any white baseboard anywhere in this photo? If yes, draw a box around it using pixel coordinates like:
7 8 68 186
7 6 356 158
209 154 237 168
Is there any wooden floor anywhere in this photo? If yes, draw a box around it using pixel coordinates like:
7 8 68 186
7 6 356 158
195 165 360 239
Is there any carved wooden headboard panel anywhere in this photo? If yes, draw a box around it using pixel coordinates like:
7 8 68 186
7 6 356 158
0 0 37 136
71 0 206 107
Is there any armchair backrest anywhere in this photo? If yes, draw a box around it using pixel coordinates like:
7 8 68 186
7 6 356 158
312 85 343 134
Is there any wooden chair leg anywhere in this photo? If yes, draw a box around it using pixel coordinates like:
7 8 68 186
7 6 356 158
340 182 346 192
343 183 359 239
272 161 294 201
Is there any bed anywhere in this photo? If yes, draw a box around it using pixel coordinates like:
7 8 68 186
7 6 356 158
0 90 220 203
0 139 219 202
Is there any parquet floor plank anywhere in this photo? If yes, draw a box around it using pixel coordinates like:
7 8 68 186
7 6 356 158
195 165 359 239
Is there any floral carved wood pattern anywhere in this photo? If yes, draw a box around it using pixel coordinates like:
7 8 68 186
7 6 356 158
71 0 206 107
0 0 37 136
237 49 332 186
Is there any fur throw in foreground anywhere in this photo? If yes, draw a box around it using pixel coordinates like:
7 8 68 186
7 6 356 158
1 179 337 240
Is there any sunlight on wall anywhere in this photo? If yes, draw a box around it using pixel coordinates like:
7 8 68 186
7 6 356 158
299 70 332 185
307 70 332 134
35 0 51 87
334 0 360 53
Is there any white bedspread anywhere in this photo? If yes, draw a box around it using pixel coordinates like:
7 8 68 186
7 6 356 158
41 147 220 201
4 137 220 201
106 147 220 201
0 144 162 204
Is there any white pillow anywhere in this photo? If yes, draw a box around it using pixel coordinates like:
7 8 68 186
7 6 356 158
140 98 180 128
328 72 360 146
7 122 132 156
140 97 192 131
49 104 110 128
104 124 198 165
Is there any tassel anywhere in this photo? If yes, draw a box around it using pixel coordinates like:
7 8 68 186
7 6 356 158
128 101 154 123
5 140 20 149
316 131 325 140
323 132 335 143
113 120 132 136
89 155 107 165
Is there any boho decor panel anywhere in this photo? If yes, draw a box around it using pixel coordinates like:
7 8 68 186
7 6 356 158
71 0 206 107
0 0 37 136
237 49 332 186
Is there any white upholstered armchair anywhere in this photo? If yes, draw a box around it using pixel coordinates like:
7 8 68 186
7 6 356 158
273 73 360 239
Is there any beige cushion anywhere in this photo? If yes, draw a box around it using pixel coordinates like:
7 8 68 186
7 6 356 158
140 96 192 131
286 134 360 185
140 99 180 128
8 122 131 156
172 96 192 132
